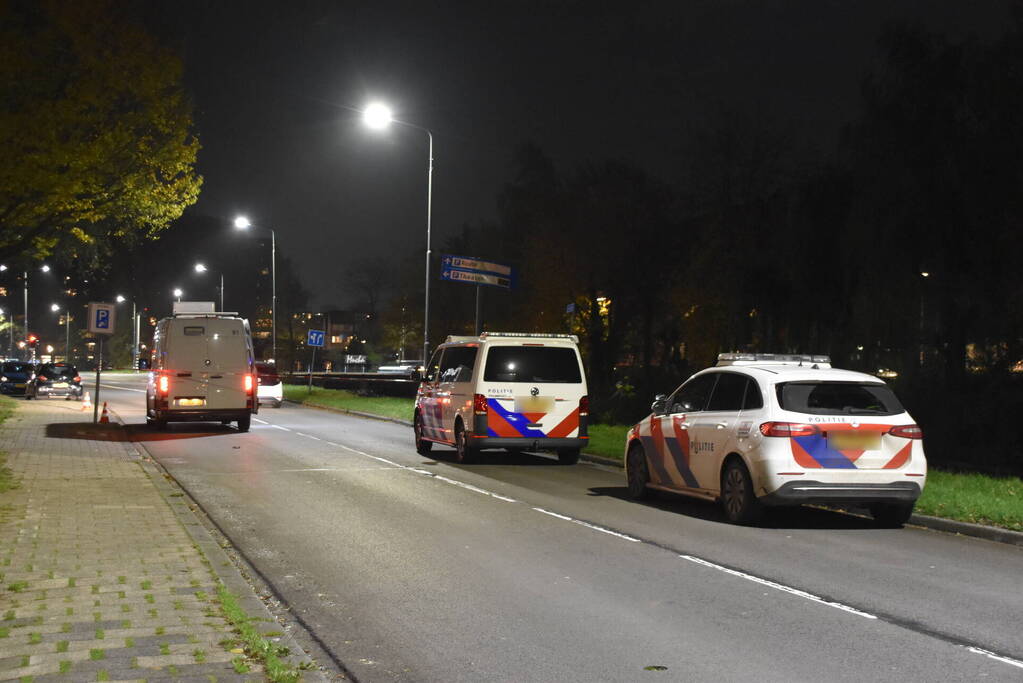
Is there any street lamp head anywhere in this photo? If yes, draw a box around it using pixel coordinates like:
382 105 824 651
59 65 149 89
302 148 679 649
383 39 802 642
173 288 183 297
116 295 126 303
0 264 7 271
40 264 50 273
363 102 393 130
194 263 207 273
234 216 251 229
51 303 60 312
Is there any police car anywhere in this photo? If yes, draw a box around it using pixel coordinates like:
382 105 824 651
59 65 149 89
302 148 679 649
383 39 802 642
414 332 589 464
624 353 926 526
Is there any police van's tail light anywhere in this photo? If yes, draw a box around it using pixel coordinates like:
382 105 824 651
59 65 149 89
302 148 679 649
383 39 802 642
473 394 489 415
244 374 254 393
889 424 923 439
73 375 81 383
158 375 169 395
760 422 818 437
579 395 589 416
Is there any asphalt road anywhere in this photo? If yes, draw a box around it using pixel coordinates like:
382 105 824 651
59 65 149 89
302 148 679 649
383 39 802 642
79 374 1023 681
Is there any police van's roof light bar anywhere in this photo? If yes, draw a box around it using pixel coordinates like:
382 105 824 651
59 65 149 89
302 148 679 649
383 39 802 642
717 353 831 367
444 332 580 344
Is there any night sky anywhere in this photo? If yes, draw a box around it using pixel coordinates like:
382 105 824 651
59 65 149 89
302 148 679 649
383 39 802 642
161 1 1008 308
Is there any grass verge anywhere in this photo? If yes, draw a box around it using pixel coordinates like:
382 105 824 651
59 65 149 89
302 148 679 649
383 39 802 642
216 584 305 683
0 395 19 492
283 388 1023 533
283 385 413 422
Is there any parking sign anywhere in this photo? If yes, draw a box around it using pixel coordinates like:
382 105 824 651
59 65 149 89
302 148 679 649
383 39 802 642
307 329 325 347
87 302 116 335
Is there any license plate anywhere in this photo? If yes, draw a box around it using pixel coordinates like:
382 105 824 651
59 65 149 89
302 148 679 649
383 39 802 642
53 383 67 389
15 383 25 389
828 431 881 450
514 396 554 413
176 398 206 407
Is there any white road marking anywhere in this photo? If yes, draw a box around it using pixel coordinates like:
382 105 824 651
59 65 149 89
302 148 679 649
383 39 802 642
435 475 518 503
680 554 877 619
967 647 1023 670
253 418 269 425
272 425 292 432
98 383 146 393
532 507 641 542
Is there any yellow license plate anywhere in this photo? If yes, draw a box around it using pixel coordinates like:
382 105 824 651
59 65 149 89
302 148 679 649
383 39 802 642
15 383 26 389
514 396 554 413
176 398 206 407
53 383 67 389
828 431 881 450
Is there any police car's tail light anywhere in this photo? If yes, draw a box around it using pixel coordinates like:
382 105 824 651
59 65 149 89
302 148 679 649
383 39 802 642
244 374 254 393
473 393 489 415
579 395 589 416
759 422 818 437
158 374 169 395
73 375 81 383
889 424 923 439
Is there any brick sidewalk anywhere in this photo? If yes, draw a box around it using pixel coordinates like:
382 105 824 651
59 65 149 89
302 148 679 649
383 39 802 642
0 399 275 682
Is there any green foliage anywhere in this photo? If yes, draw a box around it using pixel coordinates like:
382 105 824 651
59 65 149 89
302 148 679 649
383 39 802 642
0 0 202 264
283 385 414 422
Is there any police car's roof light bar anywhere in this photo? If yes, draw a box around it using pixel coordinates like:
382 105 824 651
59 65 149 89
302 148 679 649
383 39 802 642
717 352 831 367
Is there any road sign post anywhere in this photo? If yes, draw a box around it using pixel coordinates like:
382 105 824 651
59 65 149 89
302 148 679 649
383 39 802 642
440 254 516 335
306 329 325 393
87 303 116 423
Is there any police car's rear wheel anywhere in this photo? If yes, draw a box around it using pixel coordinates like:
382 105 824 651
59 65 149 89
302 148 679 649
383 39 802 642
454 422 475 464
870 502 915 528
414 413 433 455
721 459 764 525
626 444 652 500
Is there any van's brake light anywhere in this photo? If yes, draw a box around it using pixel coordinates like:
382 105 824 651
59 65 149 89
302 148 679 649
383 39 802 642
244 374 254 393
158 375 169 395
473 394 488 415
579 395 589 416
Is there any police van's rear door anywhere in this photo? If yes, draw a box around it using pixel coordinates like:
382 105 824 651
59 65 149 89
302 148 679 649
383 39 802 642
479 343 586 440
167 322 209 410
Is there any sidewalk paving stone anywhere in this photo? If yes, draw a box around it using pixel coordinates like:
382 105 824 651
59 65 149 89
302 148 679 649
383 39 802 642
0 398 317 681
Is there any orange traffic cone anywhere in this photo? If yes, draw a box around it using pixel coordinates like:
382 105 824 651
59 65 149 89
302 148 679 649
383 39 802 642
99 402 110 424
81 391 92 411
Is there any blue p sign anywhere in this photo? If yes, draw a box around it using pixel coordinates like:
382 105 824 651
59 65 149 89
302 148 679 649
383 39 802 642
96 309 110 329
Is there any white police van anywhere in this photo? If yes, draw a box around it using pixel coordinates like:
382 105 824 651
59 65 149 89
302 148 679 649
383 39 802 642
414 332 589 464
146 302 257 431
625 353 927 526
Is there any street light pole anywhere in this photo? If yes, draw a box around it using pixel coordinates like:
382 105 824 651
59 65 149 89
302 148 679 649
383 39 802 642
362 103 434 364
234 217 277 363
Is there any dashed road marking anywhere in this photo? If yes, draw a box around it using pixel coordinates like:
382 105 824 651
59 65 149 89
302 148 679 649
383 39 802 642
533 507 641 542
967 647 1023 670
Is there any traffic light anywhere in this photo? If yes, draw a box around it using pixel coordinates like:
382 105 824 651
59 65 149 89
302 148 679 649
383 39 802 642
27 334 38 349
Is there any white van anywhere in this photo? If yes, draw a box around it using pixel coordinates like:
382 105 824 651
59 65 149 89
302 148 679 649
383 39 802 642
146 302 257 431
414 332 589 464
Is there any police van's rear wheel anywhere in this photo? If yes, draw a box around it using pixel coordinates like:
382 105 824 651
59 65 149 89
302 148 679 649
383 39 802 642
721 459 764 525
626 444 652 500
557 448 580 465
453 422 475 464
237 415 250 432
414 412 433 455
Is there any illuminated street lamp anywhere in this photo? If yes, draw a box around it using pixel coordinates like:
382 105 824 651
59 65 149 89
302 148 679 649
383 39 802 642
116 295 140 372
51 302 70 363
173 288 183 302
361 101 434 364
234 216 277 362
193 262 225 310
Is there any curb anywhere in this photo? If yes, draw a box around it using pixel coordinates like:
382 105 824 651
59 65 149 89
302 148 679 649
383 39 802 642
106 407 333 681
285 400 1023 548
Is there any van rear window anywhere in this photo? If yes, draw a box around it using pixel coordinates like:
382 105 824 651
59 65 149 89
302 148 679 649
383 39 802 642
483 347 581 383
776 382 904 416
183 326 205 336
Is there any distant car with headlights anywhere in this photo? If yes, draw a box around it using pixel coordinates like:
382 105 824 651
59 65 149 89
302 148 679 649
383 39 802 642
255 362 283 408
25 363 83 400
146 302 257 431
0 361 33 395
624 353 926 527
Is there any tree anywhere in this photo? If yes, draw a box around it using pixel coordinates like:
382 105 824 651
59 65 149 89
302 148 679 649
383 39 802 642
0 0 202 264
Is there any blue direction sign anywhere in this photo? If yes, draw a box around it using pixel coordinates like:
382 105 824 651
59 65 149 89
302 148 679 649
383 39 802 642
307 329 325 348
440 254 516 290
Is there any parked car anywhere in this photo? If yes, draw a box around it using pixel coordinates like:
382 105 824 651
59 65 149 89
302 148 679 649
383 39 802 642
255 362 283 408
0 361 33 395
377 360 422 379
414 332 588 464
25 363 83 400
624 353 926 527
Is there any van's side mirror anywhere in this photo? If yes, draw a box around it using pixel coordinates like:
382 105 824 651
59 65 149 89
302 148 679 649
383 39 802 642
651 394 667 415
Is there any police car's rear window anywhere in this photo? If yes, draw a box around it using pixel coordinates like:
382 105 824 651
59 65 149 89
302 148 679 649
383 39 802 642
776 382 904 416
483 347 581 383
